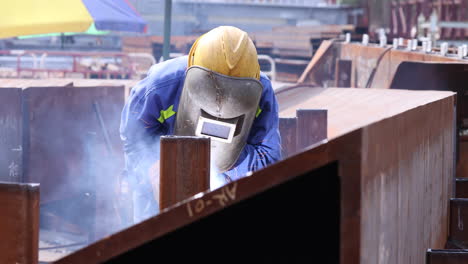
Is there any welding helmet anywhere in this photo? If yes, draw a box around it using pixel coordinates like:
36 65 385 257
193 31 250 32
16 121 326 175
175 26 263 172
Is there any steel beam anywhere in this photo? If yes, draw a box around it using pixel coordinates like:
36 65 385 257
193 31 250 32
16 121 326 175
159 136 210 210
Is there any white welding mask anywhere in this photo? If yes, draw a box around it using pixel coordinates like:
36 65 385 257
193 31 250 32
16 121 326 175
175 66 263 172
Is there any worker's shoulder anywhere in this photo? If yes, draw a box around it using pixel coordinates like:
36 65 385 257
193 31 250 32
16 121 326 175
145 56 188 87
259 73 273 93
128 56 187 100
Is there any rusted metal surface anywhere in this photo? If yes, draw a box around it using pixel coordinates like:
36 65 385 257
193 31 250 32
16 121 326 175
279 88 455 140
449 198 468 248
0 88 22 182
341 44 392 88
278 117 297 158
0 79 135 100
274 58 309 83
390 0 468 40
0 50 136 79
334 59 352 87
390 62 468 178
299 42 468 90
456 178 468 198
52 131 358 264
296 109 327 151
251 25 352 59
458 139 468 178
22 86 125 239
0 182 39 264
159 136 210 210
51 88 454 264
276 85 322 113
297 39 336 85
426 249 468 264
360 94 454 263
0 78 137 90
23 86 124 202
390 62 468 125
279 88 455 263
389 62 466 124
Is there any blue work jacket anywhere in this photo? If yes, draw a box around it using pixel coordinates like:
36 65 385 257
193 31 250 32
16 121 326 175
120 56 281 188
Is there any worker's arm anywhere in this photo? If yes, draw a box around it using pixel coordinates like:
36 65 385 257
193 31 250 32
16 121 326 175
121 60 184 188
120 76 168 193
222 76 282 180
120 60 186 221
120 84 167 220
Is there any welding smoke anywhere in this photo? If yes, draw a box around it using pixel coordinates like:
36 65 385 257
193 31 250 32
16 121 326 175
210 161 225 191
33 89 133 254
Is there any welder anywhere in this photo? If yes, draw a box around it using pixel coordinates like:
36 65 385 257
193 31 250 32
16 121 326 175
120 26 281 223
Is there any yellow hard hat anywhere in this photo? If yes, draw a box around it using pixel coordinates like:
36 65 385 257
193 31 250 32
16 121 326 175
188 26 260 80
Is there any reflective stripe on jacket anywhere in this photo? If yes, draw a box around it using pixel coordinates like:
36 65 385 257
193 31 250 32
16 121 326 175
120 56 282 185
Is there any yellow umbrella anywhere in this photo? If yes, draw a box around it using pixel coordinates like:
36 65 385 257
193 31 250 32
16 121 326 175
1 0 93 39
1 0 147 39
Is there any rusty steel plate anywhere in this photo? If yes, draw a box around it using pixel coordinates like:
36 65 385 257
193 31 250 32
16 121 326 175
299 42 468 90
278 87 454 140
0 182 39 264
52 88 455 264
0 88 22 182
23 86 126 240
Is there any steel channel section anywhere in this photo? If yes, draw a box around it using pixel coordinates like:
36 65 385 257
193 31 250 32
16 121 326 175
278 117 297 158
0 182 39 264
0 88 22 182
296 109 327 151
159 136 210 210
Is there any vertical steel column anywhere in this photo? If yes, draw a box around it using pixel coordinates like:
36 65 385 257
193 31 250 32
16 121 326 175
160 136 210 210
296 109 327 151
335 59 352 88
0 182 39 264
162 0 172 61
279 118 297 158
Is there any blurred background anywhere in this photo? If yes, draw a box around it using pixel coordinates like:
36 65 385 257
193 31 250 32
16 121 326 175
2 0 465 84
1 0 468 262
